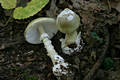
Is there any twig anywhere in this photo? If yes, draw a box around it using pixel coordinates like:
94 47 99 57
0 39 24 50
107 0 111 11
3 10 13 27
83 26 109 80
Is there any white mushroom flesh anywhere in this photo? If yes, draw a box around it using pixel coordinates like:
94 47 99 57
25 18 70 76
60 32 84 55
56 8 84 55
40 33 69 76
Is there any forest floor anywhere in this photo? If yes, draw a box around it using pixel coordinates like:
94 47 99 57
0 0 120 80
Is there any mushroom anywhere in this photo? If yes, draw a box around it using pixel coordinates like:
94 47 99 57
56 8 84 55
24 18 69 76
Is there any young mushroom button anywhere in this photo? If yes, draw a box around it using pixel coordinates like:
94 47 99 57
24 18 70 76
56 8 84 55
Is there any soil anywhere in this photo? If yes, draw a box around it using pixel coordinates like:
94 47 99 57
0 0 120 80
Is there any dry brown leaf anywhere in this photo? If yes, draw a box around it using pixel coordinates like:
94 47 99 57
101 0 120 12
80 12 95 35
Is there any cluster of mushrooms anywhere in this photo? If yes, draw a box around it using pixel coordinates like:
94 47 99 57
24 8 84 76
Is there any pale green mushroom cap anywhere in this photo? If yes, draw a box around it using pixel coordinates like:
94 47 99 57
56 8 80 33
24 18 58 44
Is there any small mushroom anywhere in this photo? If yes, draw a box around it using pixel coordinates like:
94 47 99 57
24 18 69 76
56 8 84 55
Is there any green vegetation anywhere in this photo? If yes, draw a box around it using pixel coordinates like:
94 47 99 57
103 57 114 70
0 0 17 9
0 0 49 19
90 32 103 43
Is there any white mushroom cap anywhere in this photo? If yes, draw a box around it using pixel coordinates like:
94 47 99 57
24 18 58 44
56 8 80 33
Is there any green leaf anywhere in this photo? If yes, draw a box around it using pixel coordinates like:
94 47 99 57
0 0 17 9
13 0 49 19
103 57 114 70
90 32 100 40
90 32 104 43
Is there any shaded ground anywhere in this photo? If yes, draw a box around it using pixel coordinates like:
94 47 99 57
0 0 120 80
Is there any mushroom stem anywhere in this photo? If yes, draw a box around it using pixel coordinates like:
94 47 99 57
38 26 69 76
38 27 58 63
40 33 69 76
65 30 77 46
41 33 58 64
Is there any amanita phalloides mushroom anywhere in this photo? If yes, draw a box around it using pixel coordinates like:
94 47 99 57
56 8 84 55
24 18 69 76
